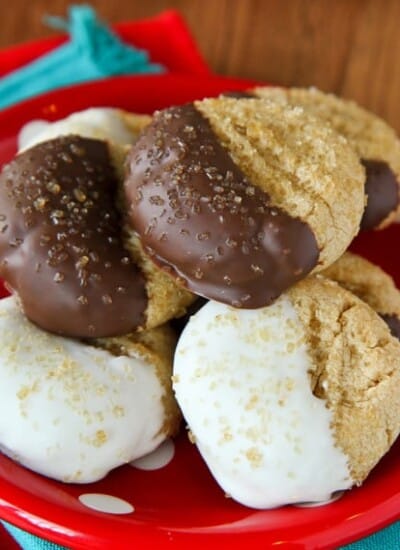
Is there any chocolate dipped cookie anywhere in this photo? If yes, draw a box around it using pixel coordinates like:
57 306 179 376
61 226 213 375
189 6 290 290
124 98 365 308
0 135 194 338
173 276 400 508
250 87 400 230
322 251 400 340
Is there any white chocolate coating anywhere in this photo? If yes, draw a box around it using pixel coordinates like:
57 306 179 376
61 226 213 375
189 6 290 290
173 298 353 509
0 297 168 483
19 108 142 151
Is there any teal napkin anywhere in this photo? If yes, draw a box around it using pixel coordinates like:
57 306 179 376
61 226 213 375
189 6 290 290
3 521 67 549
345 522 400 549
2 519 400 549
0 4 164 110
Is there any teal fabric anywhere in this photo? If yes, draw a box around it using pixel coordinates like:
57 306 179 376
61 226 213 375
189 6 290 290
2 521 68 549
2 519 399 549
343 521 400 549
0 4 164 110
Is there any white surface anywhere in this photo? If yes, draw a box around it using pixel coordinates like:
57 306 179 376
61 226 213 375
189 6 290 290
0 297 168 483
78 493 134 514
173 298 353 509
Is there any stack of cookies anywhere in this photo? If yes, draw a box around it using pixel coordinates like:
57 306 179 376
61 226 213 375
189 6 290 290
0 90 399 508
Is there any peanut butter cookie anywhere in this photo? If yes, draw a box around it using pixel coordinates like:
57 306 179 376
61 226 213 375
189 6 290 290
125 98 365 308
0 295 180 483
0 135 194 338
252 87 400 230
173 276 400 508
322 251 400 339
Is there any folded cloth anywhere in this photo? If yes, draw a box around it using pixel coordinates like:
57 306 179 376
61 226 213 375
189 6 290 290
0 10 210 79
0 4 164 110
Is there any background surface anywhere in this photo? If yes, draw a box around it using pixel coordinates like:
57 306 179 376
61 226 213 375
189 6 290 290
2 0 400 131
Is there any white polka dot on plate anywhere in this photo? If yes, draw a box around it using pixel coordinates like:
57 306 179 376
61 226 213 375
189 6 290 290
78 493 134 514
294 490 345 508
130 438 175 471
17 119 50 150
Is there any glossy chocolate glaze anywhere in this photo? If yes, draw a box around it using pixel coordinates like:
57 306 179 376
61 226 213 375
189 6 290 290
125 104 319 308
380 313 400 341
0 136 147 337
360 159 400 230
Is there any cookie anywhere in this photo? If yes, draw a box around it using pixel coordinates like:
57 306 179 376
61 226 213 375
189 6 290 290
0 296 180 483
0 135 194 338
322 251 400 339
124 98 365 309
19 107 152 151
173 276 400 508
250 87 400 230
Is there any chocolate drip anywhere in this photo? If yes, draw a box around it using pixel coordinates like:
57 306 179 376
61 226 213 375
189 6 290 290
360 159 400 230
380 313 400 341
125 104 319 308
0 136 147 337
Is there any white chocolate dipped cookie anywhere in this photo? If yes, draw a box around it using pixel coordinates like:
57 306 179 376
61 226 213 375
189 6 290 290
18 107 151 151
173 276 400 509
0 296 180 483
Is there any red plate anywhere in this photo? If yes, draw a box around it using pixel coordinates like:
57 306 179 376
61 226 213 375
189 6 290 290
0 74 399 550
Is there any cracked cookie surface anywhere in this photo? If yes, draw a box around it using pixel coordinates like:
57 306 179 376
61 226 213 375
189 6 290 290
252 87 400 229
290 276 400 483
321 251 400 339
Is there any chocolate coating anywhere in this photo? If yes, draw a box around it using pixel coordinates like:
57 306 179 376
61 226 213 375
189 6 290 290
0 136 147 337
221 91 255 99
360 159 400 230
381 313 400 341
125 104 319 308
